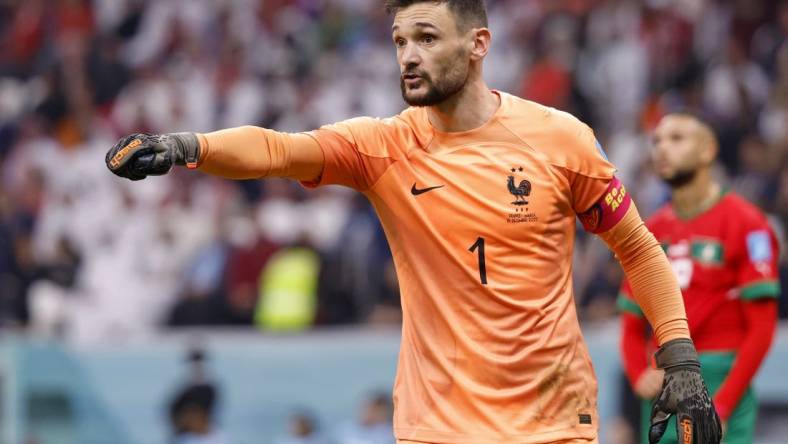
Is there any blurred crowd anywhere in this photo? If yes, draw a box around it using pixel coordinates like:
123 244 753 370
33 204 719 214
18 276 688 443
0 0 786 342
273 393 395 444
164 347 395 444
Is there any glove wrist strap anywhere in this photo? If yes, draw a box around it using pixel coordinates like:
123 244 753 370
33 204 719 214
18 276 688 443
655 338 700 369
168 133 200 169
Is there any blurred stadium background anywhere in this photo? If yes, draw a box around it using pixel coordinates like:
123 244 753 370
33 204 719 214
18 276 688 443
0 0 786 443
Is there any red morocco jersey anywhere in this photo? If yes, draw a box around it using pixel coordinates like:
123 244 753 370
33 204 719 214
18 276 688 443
618 192 781 351
302 91 617 443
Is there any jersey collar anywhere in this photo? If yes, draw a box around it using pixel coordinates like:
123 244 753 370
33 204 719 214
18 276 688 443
672 187 730 221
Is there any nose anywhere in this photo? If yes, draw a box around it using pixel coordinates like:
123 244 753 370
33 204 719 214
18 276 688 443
399 43 421 71
654 139 670 157
651 140 670 163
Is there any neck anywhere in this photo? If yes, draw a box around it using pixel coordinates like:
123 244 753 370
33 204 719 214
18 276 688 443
671 169 721 217
427 75 499 133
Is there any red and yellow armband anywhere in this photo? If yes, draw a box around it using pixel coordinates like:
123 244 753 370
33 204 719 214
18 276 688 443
579 177 632 234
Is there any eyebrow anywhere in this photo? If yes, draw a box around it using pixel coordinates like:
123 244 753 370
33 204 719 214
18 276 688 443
392 22 440 32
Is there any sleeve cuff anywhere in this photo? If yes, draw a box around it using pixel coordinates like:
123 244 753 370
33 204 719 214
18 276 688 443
739 280 780 300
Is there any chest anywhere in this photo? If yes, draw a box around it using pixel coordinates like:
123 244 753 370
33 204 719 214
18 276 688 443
652 219 740 293
372 143 575 246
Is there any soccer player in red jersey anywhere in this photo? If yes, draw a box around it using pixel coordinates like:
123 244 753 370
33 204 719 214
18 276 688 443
106 1 722 443
619 114 780 444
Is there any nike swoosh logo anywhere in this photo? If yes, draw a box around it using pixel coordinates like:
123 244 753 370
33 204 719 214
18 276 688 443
411 183 445 196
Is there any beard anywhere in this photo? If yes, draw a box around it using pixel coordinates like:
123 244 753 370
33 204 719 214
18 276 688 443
400 54 469 107
662 167 698 188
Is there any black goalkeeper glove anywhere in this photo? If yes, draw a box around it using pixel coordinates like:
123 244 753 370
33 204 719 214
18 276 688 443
649 338 722 444
105 132 200 181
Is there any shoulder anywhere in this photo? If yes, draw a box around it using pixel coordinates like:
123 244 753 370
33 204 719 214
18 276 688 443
324 114 409 136
498 92 612 177
720 193 778 251
714 192 775 241
643 204 675 236
500 92 591 138
716 194 781 272
722 192 770 225
316 108 430 157
648 204 674 224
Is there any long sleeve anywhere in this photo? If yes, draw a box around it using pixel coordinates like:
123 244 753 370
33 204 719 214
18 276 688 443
560 126 689 345
621 311 651 388
713 299 777 421
598 204 690 345
195 126 325 181
196 117 407 192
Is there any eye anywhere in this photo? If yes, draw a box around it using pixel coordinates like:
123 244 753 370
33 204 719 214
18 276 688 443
394 38 407 48
422 34 435 44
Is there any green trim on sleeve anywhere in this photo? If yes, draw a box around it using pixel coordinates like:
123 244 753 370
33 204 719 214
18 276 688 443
740 281 781 300
616 293 645 317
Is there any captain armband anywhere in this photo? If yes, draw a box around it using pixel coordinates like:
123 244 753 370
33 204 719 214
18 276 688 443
578 176 632 234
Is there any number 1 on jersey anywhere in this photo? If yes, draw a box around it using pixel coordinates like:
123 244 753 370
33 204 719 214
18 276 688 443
469 237 488 285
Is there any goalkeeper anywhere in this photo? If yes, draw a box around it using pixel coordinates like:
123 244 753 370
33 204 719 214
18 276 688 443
106 1 721 443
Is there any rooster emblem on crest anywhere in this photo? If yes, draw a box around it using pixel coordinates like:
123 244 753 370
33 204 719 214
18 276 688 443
507 167 531 206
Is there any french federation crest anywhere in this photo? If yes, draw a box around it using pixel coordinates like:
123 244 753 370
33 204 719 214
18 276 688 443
507 166 531 206
506 166 537 223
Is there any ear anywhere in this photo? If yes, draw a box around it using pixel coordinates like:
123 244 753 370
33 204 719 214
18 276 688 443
698 133 718 166
694 120 718 166
469 28 491 61
700 143 716 165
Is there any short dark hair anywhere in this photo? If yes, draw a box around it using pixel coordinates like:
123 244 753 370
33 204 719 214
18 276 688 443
385 0 488 30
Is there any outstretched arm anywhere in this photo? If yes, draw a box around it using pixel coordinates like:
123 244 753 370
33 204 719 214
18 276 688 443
105 127 325 182
106 117 401 191
196 127 324 181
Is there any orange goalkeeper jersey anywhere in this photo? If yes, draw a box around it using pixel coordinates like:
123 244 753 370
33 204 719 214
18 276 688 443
302 91 616 443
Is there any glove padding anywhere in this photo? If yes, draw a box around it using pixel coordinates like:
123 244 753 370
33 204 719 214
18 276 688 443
649 338 722 444
105 132 199 181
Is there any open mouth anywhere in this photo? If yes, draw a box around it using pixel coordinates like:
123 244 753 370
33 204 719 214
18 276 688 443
402 73 422 83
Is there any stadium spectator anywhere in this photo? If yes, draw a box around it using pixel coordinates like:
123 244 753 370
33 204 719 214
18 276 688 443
579 255 623 322
275 410 330 444
254 236 321 332
223 209 281 325
317 194 398 325
168 347 226 444
335 392 395 444
619 114 780 443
